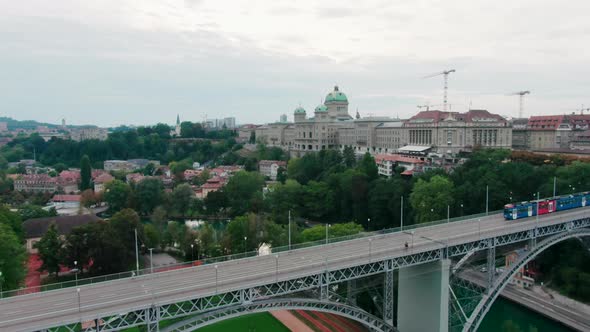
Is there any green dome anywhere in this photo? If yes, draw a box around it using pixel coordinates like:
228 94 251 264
325 85 348 103
294 106 306 114
314 104 328 113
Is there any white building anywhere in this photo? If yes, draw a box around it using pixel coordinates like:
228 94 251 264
259 160 287 180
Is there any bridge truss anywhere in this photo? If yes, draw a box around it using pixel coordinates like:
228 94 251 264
37 217 589 332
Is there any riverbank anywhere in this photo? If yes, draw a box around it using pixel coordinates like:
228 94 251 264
462 271 590 331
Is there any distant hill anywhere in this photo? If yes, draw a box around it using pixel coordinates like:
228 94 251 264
0 117 97 130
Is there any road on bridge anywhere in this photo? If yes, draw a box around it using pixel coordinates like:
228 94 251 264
1 207 589 331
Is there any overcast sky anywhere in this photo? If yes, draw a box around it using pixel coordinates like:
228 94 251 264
1 0 589 127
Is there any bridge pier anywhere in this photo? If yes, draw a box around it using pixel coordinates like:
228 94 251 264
397 259 450 332
146 306 160 332
383 269 395 325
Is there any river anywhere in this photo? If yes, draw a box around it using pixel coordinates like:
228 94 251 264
479 298 573 332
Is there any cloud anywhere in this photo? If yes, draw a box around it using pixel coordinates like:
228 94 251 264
0 0 589 126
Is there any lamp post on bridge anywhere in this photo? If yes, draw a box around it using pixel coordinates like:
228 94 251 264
148 248 154 274
243 236 247 255
325 224 331 245
0 271 3 299
190 244 194 262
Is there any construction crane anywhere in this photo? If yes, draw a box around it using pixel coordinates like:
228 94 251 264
508 91 530 118
423 69 456 111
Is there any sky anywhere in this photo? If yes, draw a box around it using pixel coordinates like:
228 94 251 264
1 0 589 127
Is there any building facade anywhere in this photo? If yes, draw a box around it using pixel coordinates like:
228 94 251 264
70 128 109 141
258 160 287 180
511 114 590 152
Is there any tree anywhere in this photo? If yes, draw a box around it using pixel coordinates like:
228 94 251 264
172 184 194 217
135 178 164 215
80 189 97 208
0 206 24 240
357 152 378 180
53 163 68 173
343 146 356 168
204 190 228 215
34 223 64 276
301 222 363 242
249 131 256 144
0 223 27 290
62 225 92 270
410 175 455 224
104 180 132 213
224 171 265 216
109 209 142 267
151 206 168 232
80 155 92 191
144 224 161 250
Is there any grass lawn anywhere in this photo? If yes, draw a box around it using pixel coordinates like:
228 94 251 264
121 312 289 332
198 313 289 332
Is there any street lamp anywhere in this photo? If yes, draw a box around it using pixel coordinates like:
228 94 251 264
190 244 194 261
367 218 371 231
215 265 219 294
460 203 464 217
196 239 201 260
77 288 81 313
325 224 331 245
148 248 154 274
74 260 78 286
243 236 247 255
0 271 3 298
275 255 279 282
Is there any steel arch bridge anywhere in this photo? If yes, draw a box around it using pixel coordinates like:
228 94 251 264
7 212 589 332
458 228 590 332
159 298 397 332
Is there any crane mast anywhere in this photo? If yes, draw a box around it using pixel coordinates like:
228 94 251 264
423 69 456 111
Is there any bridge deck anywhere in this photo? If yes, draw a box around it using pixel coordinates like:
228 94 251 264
1 207 589 331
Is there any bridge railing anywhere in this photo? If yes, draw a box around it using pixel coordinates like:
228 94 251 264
0 209 502 299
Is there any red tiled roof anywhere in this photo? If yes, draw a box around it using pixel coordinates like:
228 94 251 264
52 194 81 202
406 109 506 125
59 170 81 180
401 170 414 175
93 173 114 184
527 115 565 131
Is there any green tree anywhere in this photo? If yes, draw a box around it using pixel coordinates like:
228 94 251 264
301 222 363 242
343 146 356 168
204 190 228 215
80 155 92 191
172 184 194 217
0 223 27 290
144 224 161 250
0 206 24 240
34 223 64 276
151 206 168 232
62 225 92 270
249 131 256 144
224 171 265 216
135 178 164 215
410 175 455 224
104 180 132 213
53 163 68 173
109 209 143 267
357 152 378 180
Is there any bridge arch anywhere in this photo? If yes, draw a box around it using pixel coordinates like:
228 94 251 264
160 298 398 332
462 228 590 332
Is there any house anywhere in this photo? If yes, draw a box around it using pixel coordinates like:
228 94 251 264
125 173 145 184
374 154 425 177
200 177 225 198
505 249 535 289
50 194 81 210
93 173 114 192
23 215 101 253
258 160 287 180
13 174 59 193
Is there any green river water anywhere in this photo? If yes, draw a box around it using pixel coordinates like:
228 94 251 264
478 298 573 332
